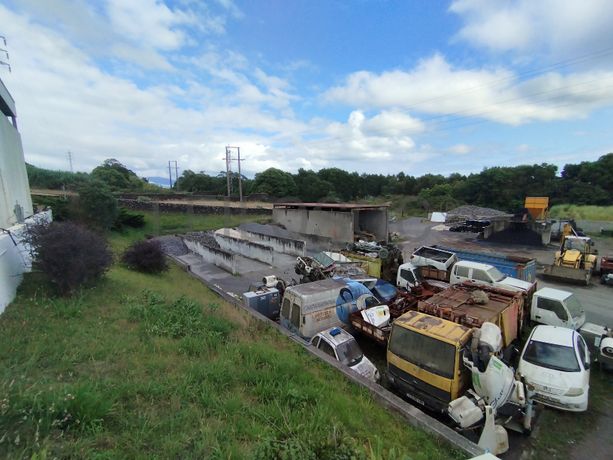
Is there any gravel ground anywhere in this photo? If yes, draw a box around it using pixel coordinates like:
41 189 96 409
183 231 220 248
154 235 188 256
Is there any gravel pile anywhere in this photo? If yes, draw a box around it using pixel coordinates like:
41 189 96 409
155 235 188 256
183 231 220 249
446 205 512 223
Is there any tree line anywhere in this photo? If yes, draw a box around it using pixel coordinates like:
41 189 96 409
27 154 612 213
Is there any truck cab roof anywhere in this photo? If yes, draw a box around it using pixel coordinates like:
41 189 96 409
534 287 572 302
394 310 471 346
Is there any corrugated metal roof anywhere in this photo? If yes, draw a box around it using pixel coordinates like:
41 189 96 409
274 202 389 210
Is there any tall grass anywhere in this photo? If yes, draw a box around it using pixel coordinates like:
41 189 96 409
550 204 613 221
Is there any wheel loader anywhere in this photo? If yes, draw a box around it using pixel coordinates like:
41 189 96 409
543 235 597 285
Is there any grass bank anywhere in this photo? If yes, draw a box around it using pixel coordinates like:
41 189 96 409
0 228 461 459
550 205 613 222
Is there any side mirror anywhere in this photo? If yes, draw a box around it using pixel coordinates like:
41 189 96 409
584 360 590 370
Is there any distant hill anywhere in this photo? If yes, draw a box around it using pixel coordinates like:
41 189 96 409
146 177 171 188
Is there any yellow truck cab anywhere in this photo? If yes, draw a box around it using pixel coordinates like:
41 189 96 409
387 311 473 413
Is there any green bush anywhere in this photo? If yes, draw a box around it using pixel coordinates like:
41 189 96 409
121 239 168 274
28 221 113 295
113 208 145 230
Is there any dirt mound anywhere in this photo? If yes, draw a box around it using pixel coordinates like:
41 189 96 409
487 227 543 246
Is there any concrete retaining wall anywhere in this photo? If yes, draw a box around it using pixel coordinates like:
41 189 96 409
273 208 354 242
214 234 274 265
119 199 271 215
183 238 238 274
243 230 306 256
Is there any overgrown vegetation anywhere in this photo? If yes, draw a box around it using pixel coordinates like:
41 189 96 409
27 221 112 295
0 225 461 458
29 154 613 214
122 240 168 274
550 204 613 221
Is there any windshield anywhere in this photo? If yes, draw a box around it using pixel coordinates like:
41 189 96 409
336 339 363 366
564 238 588 251
389 326 456 379
522 340 580 372
375 281 398 301
486 266 505 282
565 295 584 318
364 295 380 309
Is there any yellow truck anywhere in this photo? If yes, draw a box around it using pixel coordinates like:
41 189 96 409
386 283 523 413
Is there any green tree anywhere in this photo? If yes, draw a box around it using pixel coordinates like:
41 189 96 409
294 169 332 202
91 159 147 191
77 180 119 229
252 168 297 197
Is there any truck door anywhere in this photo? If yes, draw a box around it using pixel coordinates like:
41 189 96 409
532 296 569 327
451 264 470 285
398 266 418 289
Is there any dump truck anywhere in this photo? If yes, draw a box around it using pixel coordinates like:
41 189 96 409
397 246 536 303
543 235 598 285
386 283 524 413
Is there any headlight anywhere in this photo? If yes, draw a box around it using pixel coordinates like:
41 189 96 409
565 387 585 396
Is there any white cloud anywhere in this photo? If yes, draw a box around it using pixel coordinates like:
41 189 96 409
0 5 308 178
325 54 613 125
448 144 471 155
449 0 613 62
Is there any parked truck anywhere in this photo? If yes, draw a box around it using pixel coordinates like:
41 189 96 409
397 246 536 301
386 283 524 413
432 245 537 283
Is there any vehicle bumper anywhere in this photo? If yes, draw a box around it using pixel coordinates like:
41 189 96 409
532 391 588 412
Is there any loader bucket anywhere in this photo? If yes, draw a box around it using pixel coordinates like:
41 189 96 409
543 265 592 285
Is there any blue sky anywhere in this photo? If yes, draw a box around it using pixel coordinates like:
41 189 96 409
1 0 613 179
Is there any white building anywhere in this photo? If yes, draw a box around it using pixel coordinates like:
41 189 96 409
0 77 49 312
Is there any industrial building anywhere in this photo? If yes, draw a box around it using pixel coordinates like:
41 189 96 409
272 202 389 243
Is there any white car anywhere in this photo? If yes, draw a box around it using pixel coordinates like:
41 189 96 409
311 327 380 382
518 325 591 412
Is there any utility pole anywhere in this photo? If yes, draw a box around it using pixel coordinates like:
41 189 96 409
167 160 178 188
224 147 232 197
67 151 73 172
225 146 245 201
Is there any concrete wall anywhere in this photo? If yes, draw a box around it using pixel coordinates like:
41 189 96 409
213 233 274 265
577 220 613 233
183 238 238 274
243 230 306 256
273 208 354 242
357 209 389 242
0 114 33 229
0 211 52 313
119 199 271 215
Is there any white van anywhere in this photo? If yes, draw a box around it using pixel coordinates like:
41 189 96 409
280 278 380 340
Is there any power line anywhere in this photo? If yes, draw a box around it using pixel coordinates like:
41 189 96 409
376 46 613 113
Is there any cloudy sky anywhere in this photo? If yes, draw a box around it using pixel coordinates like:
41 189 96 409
2 0 613 179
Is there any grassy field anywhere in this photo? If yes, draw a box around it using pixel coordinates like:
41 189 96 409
132 210 271 237
0 224 462 459
550 204 613 221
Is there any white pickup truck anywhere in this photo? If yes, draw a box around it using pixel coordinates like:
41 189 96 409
397 259 535 295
